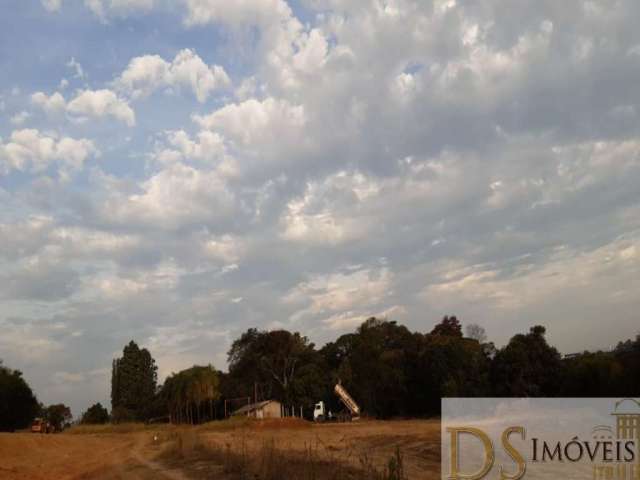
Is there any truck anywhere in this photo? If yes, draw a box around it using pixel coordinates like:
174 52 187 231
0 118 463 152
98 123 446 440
313 383 360 422
31 418 53 434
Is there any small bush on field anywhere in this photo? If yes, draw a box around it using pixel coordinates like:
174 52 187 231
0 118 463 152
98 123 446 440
359 447 406 480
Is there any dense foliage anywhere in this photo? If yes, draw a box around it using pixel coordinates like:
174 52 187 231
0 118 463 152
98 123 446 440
160 365 220 424
6 319 638 429
219 318 640 418
43 403 72 431
111 341 158 422
81 402 110 424
0 361 39 431
101 320 640 424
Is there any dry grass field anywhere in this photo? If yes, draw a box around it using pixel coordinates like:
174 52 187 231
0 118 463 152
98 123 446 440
0 419 441 479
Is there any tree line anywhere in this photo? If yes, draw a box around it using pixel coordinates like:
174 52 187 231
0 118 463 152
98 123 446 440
0 360 73 432
102 316 640 424
2 315 638 430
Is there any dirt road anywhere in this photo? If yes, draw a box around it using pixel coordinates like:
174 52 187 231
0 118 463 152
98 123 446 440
0 432 185 480
0 420 441 479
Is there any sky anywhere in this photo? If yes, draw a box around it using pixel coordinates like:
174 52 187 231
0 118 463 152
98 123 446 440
0 0 639 417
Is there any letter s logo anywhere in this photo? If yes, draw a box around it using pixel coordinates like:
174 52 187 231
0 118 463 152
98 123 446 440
500 427 526 480
447 427 495 480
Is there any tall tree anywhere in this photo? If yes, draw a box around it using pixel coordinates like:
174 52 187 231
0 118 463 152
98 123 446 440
228 329 320 407
81 402 110 424
431 315 463 337
0 361 40 431
44 404 72 431
161 365 220 424
491 326 563 396
322 318 416 418
111 341 158 422
465 324 487 343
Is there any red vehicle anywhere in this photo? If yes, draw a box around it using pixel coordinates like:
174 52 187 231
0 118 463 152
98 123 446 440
31 418 53 434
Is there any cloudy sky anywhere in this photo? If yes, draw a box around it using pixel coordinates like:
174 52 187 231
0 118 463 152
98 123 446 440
1 0 639 416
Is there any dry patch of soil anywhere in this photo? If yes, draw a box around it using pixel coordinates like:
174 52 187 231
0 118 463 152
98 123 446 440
0 419 441 480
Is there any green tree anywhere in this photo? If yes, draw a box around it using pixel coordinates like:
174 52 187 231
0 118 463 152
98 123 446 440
81 402 110 424
0 361 40 431
408 331 490 415
561 352 624 396
431 315 463 337
111 341 158 422
490 326 563 396
228 329 320 407
322 318 416 418
44 404 72 431
160 365 220 424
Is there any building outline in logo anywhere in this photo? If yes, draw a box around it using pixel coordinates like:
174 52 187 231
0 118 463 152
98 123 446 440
612 398 640 444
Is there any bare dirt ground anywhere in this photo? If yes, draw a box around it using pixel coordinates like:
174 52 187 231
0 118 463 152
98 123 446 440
0 419 441 480
194 419 441 479
0 432 185 480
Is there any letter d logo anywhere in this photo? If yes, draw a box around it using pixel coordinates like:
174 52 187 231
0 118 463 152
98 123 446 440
447 427 495 480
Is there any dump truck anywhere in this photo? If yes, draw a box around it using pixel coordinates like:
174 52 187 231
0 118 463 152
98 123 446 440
313 383 360 422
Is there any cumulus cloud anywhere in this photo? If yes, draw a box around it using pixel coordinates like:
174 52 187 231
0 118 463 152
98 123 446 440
193 97 307 162
4 0 640 415
66 89 136 126
99 162 236 230
281 171 379 246
284 266 396 328
114 49 230 102
0 129 98 175
182 0 293 27
31 91 66 115
32 89 135 126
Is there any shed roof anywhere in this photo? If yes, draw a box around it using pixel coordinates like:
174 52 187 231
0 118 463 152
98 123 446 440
232 400 280 415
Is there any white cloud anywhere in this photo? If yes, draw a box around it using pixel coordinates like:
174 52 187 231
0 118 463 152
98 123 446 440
66 57 85 80
31 91 66 115
153 129 231 168
0 129 98 175
323 305 408 331
181 0 319 91
31 89 135 126
202 234 245 263
84 0 154 20
422 236 640 314
114 49 230 102
41 0 62 12
67 89 136 126
194 97 305 152
10 111 31 126
5 0 640 414
182 0 293 27
0 320 64 363
285 266 395 328
50 227 140 258
100 162 235 229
